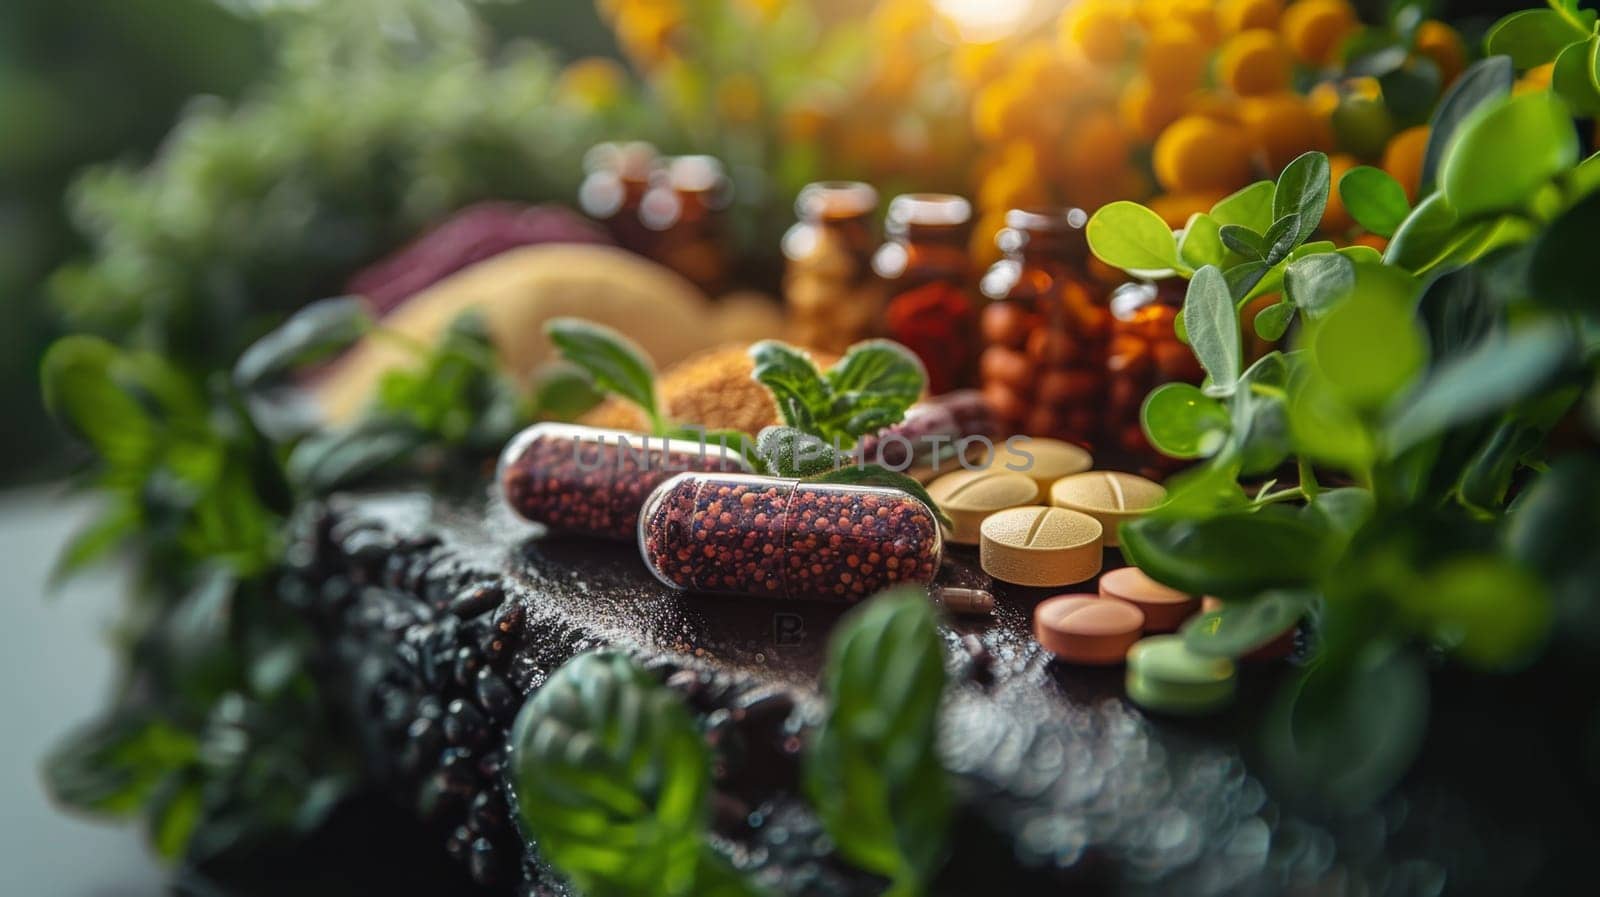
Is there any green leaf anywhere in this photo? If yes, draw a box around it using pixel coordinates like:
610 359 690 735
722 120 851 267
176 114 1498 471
1552 36 1600 116
1378 59 1442 123
1183 266 1242 396
807 589 950 893
147 778 204 859
1253 301 1296 341
1309 264 1426 409
1528 188 1600 310
1086 201 1182 272
1290 367 1377 471
1179 213 1227 269
233 296 372 389
1218 224 1266 260
1264 643 1428 811
1306 487 1375 538
1385 322 1579 453
1121 508 1340 598
823 340 927 441
1284 252 1356 318
1210 180 1276 232
547 318 662 431
285 422 425 493
530 361 606 421
749 341 828 433
755 426 839 478
1485 10 1589 69
1505 456 1600 641
1410 557 1550 669
807 464 953 531
41 336 158 467
1182 590 1313 659
43 712 199 817
1224 260 1272 300
1271 152 1330 248
1338 167 1411 238
1140 382 1230 459
1417 263 1498 359
1440 91 1579 219
1263 214 1303 264
1420 56 1514 196
510 651 718 897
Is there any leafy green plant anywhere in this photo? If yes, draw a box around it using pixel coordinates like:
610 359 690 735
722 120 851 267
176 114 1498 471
545 319 951 527
39 335 354 858
1489 0 1600 113
805 587 951 897
508 651 763 897
1085 64 1600 808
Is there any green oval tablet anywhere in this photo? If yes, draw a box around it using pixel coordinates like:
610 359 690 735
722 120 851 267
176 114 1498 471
1125 634 1236 715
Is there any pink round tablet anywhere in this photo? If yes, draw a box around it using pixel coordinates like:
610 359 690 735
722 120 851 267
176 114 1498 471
1099 566 1200 633
1033 595 1146 665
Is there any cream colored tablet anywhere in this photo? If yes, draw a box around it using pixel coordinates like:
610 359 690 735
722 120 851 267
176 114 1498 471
927 469 1040 544
1049 471 1166 547
989 437 1093 494
978 505 1103 587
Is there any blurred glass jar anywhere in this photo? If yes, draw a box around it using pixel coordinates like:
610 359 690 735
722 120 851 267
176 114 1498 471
782 181 886 354
640 154 734 294
872 193 979 395
977 207 1107 446
578 141 660 253
1106 280 1204 476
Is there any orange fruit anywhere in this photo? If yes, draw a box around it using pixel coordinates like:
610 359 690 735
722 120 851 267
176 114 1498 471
1413 20 1465 84
1280 0 1356 67
1143 24 1211 92
1219 0 1283 34
1060 1 1136 65
1382 124 1430 202
952 41 1006 87
1321 152 1359 234
1120 75 1187 140
557 57 628 108
1219 29 1293 97
1515 62 1555 96
1169 0 1222 46
1153 115 1255 193
1350 232 1388 252
1240 91 1330 172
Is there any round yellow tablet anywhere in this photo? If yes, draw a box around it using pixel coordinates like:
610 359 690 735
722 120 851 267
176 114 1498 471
979 505 1104 587
927 468 1040 544
988 437 1094 494
1049 471 1166 547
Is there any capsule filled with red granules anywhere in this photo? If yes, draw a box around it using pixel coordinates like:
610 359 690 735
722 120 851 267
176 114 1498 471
498 423 751 540
639 472 943 601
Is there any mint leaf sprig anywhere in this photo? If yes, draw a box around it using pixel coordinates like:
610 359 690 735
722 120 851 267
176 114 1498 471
544 320 952 527
508 651 766 897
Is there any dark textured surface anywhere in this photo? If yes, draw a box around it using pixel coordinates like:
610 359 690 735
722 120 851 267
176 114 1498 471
273 484 1597 897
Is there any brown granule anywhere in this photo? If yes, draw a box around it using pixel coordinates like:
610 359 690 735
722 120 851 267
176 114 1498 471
581 343 839 434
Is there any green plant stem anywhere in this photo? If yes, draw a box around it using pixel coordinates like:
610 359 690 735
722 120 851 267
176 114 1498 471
1298 457 1321 500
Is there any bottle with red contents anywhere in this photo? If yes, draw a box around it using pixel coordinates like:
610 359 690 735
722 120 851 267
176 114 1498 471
782 181 887 354
871 194 979 394
639 154 734 294
977 207 1108 446
1106 279 1205 476
578 141 660 254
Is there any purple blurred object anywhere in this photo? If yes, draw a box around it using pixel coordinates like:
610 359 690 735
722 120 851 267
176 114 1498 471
856 389 996 469
348 203 611 315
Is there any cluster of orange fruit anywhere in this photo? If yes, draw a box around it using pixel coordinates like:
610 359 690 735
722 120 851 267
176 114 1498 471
963 0 1467 263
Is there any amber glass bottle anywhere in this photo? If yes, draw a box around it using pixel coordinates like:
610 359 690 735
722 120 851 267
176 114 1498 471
577 141 659 254
977 207 1108 445
782 181 886 353
1106 279 1204 475
639 154 733 293
872 194 979 394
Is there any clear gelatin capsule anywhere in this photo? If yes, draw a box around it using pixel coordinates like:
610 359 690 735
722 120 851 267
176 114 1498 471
639 472 943 601
498 423 750 540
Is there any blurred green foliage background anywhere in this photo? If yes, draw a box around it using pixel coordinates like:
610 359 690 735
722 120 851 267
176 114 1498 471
0 0 616 485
